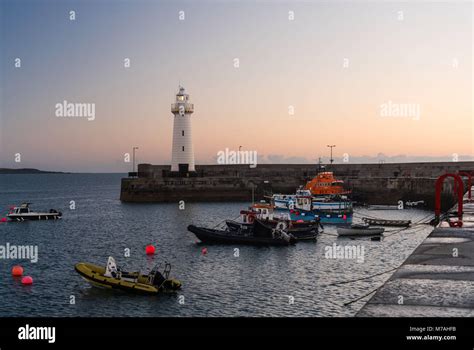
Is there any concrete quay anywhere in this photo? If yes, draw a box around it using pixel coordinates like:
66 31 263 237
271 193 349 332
356 187 474 317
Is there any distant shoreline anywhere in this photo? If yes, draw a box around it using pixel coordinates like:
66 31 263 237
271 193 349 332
0 168 69 174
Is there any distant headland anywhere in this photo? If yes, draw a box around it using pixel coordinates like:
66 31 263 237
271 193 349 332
0 168 68 174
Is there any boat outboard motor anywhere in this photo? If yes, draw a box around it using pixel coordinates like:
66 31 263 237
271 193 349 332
104 256 119 278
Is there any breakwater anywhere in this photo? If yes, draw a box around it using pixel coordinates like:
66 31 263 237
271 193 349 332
120 162 474 209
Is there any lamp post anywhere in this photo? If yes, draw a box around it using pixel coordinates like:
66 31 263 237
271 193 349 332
132 147 139 176
317 156 322 172
327 145 336 165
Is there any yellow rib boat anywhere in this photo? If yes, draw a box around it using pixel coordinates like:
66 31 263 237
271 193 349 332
75 257 181 295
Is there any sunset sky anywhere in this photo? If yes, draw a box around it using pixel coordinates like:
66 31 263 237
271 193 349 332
0 0 472 172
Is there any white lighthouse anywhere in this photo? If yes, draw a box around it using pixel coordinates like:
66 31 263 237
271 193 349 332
170 86 195 172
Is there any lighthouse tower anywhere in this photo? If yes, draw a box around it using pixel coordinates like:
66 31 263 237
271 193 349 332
171 86 195 173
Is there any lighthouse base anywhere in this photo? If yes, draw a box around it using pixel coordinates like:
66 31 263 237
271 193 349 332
168 164 198 178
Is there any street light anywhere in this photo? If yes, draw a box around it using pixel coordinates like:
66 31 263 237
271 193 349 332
132 147 139 175
327 145 336 165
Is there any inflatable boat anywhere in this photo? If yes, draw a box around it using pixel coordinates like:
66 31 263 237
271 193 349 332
188 219 297 246
75 257 181 295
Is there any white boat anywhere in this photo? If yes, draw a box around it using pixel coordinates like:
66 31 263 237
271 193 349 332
7 203 62 221
337 223 384 237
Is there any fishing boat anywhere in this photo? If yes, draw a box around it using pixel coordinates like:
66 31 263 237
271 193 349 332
272 189 352 211
7 203 62 221
75 257 181 295
312 194 353 211
362 217 411 227
272 191 352 225
188 219 297 246
271 186 353 225
337 223 385 237
240 202 319 225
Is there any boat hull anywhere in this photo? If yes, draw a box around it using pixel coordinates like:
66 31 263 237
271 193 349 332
274 198 352 211
362 218 411 227
337 227 385 236
7 213 62 221
313 210 353 224
225 220 318 241
74 263 181 294
188 225 294 246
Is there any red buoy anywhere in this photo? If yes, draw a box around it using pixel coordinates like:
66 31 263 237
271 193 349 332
12 265 24 277
0 218 7 223
21 276 33 285
145 245 155 255
201 247 208 255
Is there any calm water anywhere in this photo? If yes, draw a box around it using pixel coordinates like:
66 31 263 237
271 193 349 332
0 174 434 317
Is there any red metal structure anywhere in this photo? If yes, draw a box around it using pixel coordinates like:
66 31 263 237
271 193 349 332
434 173 463 227
457 171 473 201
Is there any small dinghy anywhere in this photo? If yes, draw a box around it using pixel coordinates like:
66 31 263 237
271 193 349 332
337 223 385 237
188 219 297 246
362 217 411 227
7 203 62 221
75 257 181 295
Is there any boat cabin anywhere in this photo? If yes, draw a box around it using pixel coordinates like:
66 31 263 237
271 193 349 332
292 196 312 211
304 171 351 196
11 203 31 215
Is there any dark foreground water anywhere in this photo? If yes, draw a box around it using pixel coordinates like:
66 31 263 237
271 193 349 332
0 174 434 317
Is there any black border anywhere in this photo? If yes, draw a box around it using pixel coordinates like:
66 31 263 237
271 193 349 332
0 317 472 347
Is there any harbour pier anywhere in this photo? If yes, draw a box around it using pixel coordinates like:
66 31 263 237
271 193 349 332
121 162 474 209
356 185 474 317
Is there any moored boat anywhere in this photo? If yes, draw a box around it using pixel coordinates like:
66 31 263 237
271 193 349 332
362 217 411 227
7 203 62 221
225 219 319 241
337 223 385 237
304 171 351 196
270 184 353 225
74 257 181 294
188 219 297 246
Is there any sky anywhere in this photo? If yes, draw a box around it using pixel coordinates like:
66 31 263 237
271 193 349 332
0 0 472 172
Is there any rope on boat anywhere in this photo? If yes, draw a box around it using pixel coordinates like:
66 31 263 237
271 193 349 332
211 214 242 229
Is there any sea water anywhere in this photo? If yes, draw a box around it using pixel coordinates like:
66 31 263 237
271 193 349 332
0 173 433 317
